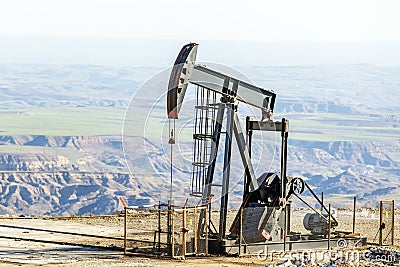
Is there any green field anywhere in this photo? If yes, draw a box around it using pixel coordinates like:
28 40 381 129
0 107 126 136
282 112 400 142
1 106 399 145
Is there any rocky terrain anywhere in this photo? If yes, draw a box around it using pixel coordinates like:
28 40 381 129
0 135 141 215
0 134 399 215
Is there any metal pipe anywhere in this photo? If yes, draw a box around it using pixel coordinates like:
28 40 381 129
280 118 287 201
245 116 253 199
321 192 324 212
280 118 289 253
285 201 291 250
169 121 174 205
239 207 243 256
281 118 289 252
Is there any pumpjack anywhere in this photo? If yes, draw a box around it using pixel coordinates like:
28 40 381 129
166 43 366 254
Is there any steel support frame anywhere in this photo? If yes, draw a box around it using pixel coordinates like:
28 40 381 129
193 68 288 245
197 114 294 250
280 118 288 201
199 77 233 239
246 116 289 250
219 80 239 240
198 86 267 240
245 117 289 200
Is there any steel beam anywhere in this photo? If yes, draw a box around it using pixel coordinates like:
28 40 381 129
233 113 258 192
219 103 234 240
191 65 275 111
219 79 238 241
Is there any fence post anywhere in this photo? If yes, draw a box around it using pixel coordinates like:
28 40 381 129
328 204 331 250
379 201 383 246
182 199 188 259
167 201 172 256
238 207 243 256
391 200 395 246
194 206 198 255
158 201 161 252
172 206 175 257
205 205 209 255
124 206 127 254
352 196 356 234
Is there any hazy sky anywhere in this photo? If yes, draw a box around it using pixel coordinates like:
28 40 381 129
1 0 400 42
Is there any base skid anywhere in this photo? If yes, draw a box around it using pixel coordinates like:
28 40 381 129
207 235 368 255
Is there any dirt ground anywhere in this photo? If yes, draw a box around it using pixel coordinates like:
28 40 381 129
0 208 398 266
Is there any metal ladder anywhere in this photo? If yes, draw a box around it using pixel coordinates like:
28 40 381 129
190 85 218 197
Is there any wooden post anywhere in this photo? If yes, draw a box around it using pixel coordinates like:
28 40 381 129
194 206 198 255
124 207 127 254
379 201 383 246
167 201 171 256
182 201 187 259
205 205 209 255
328 204 331 250
158 201 161 252
171 207 175 257
238 207 243 256
391 200 395 246
352 196 356 234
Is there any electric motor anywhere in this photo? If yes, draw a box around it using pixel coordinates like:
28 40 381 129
303 209 337 235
